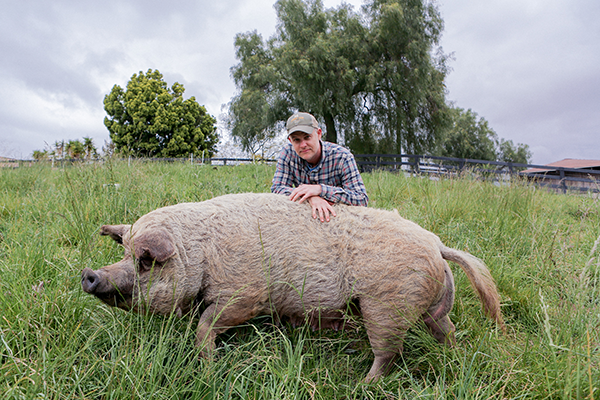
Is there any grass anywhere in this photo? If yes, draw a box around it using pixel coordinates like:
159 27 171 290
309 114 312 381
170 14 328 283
0 160 598 399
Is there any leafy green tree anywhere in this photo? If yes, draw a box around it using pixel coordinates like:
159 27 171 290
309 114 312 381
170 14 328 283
104 69 218 158
498 138 531 164
439 108 499 161
225 32 289 156
228 0 450 154
66 140 85 159
82 137 98 160
351 0 451 154
438 107 532 163
32 150 49 161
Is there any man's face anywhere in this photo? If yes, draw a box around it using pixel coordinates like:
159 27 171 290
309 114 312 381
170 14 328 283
288 129 322 165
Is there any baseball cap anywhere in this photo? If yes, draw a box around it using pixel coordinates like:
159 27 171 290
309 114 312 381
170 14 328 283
286 112 319 136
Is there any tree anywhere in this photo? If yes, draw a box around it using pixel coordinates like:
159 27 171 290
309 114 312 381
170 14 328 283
82 137 98 160
498 138 531 164
350 0 451 154
439 107 532 163
53 140 65 160
439 108 499 161
228 0 450 154
35 138 97 160
225 31 289 156
104 69 218 158
66 140 85 159
32 150 49 161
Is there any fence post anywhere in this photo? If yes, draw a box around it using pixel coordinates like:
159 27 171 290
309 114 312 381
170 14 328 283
559 168 567 193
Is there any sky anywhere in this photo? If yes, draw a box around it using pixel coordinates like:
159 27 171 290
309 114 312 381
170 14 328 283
0 0 598 165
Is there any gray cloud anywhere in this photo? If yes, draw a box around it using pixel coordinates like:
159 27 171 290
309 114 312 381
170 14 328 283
0 0 597 163
439 0 600 163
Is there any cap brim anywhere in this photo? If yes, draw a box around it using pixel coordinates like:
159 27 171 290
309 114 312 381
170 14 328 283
288 126 315 136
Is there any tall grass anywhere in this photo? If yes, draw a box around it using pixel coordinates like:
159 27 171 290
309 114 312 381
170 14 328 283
1 161 598 399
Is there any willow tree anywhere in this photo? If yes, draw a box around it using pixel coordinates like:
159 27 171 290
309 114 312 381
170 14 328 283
228 0 450 154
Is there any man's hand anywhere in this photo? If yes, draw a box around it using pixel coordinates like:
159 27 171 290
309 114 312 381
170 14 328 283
289 184 336 222
306 196 337 222
289 184 321 203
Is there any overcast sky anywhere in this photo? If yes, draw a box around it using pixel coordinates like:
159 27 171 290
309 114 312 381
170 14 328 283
1 0 598 164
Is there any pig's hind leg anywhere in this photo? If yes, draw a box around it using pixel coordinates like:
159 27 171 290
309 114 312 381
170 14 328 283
359 298 420 382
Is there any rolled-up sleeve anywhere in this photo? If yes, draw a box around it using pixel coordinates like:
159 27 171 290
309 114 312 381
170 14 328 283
270 146 296 196
319 152 368 206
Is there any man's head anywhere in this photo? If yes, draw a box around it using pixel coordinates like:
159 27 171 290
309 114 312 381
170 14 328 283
286 112 319 136
286 112 322 165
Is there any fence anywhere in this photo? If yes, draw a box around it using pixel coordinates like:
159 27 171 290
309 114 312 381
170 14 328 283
354 154 600 195
4 154 599 195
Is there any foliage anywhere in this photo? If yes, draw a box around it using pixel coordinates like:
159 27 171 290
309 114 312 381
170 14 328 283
228 0 450 154
224 30 288 157
1 162 598 398
32 150 48 161
33 137 100 160
65 139 85 159
82 137 99 160
438 107 498 161
498 137 532 164
104 69 218 158
439 107 532 163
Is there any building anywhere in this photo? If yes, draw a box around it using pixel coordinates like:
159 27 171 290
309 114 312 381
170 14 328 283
0 156 18 168
521 158 600 193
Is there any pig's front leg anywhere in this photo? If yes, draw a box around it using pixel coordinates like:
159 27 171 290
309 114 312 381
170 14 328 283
194 300 256 358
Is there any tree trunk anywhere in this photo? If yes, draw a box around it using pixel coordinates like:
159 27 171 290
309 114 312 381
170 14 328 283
323 112 337 144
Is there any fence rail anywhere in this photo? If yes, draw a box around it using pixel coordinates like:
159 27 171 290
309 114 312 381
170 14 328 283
355 154 600 194
4 153 599 195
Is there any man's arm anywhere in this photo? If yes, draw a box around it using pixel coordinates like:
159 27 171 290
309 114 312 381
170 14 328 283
319 153 368 206
288 184 337 222
270 148 295 196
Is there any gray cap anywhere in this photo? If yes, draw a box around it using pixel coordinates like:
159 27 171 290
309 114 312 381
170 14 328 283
286 112 319 136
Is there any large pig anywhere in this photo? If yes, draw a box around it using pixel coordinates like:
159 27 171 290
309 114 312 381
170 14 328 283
81 192 504 382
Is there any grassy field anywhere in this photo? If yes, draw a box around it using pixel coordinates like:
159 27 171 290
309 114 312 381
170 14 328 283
0 160 598 399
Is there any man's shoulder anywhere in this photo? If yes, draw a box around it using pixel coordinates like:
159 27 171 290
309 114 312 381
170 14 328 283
322 141 354 158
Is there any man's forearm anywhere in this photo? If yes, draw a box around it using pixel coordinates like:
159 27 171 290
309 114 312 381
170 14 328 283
320 184 368 206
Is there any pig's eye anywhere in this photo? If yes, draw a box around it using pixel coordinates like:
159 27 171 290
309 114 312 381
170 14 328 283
136 256 158 271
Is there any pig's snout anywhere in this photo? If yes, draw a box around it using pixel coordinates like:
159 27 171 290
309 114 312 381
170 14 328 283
81 265 134 310
81 268 100 293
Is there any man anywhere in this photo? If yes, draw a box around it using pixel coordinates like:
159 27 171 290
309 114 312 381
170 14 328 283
271 112 368 222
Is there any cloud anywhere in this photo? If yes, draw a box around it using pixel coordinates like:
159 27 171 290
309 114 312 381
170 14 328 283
439 0 600 163
0 0 597 163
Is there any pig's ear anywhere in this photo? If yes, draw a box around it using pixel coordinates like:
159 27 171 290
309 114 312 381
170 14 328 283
132 229 176 271
100 224 131 244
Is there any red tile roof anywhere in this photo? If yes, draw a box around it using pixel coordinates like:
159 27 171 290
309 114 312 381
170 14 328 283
523 158 600 174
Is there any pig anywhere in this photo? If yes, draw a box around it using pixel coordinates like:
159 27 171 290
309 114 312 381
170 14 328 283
81 192 505 382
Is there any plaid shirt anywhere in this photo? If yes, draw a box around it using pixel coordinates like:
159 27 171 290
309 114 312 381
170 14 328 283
271 141 368 206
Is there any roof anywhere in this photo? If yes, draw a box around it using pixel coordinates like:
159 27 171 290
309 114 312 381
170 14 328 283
522 158 600 174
